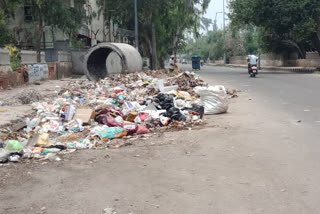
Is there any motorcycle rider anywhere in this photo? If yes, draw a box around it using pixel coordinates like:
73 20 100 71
247 54 258 74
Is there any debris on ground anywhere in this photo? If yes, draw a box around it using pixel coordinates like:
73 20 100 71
0 89 43 106
0 70 231 164
227 89 239 98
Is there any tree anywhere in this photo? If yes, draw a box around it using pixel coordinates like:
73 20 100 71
229 0 320 58
0 0 23 47
184 29 225 61
201 17 213 32
96 0 135 43
27 0 87 62
96 0 210 69
183 24 259 61
169 0 210 59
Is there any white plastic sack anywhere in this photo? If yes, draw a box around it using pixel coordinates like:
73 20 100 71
194 85 229 114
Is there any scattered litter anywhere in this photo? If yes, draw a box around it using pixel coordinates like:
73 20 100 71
103 207 117 214
44 153 61 161
4 140 23 152
8 154 21 162
0 69 231 163
227 89 239 98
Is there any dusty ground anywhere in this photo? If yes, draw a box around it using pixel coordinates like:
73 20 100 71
0 93 313 214
1 67 320 213
0 79 72 128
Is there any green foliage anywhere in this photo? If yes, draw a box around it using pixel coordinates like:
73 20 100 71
201 17 213 32
0 0 23 18
0 8 4 25
71 37 85 49
21 0 88 61
243 27 258 54
0 9 13 47
5 45 21 71
0 0 23 47
96 0 210 68
188 30 225 60
229 0 320 58
183 25 259 60
29 0 87 36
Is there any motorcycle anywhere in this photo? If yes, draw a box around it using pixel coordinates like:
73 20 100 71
249 65 258 78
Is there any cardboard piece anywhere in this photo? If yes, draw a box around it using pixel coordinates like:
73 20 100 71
126 112 138 122
74 109 95 125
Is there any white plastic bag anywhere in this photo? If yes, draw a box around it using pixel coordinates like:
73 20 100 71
194 85 229 114
24 117 39 133
122 101 141 116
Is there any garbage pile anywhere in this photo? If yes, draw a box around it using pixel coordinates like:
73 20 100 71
0 70 229 164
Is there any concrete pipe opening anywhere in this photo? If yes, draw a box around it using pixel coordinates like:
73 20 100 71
84 43 143 81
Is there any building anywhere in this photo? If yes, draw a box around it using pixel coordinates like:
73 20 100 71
7 0 117 50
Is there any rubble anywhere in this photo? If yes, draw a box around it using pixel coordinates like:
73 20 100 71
227 89 239 98
0 69 231 164
0 89 43 106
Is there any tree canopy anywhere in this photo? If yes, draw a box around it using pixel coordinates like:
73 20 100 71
96 0 210 68
0 0 88 61
1 0 210 66
0 0 22 47
229 0 320 58
28 0 88 61
183 25 259 61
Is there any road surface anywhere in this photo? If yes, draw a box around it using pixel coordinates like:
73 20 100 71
191 65 320 124
1 66 320 214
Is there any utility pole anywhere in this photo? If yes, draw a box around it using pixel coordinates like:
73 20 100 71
134 0 139 50
223 0 226 64
151 23 157 70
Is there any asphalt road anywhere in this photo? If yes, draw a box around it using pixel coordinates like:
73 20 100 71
2 65 320 214
183 64 320 124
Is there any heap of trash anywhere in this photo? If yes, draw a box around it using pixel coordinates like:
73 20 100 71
0 70 229 164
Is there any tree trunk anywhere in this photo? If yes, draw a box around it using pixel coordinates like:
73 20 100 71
282 40 306 59
311 32 320 56
159 56 165 69
146 36 153 69
172 27 183 63
36 15 43 63
151 23 157 70
172 34 178 63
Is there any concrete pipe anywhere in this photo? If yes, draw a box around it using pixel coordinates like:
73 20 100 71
84 43 143 81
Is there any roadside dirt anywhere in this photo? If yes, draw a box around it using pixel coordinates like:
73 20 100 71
1 75 319 213
0 79 72 128
0 95 235 214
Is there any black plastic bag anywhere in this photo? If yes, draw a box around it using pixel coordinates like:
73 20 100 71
181 105 205 119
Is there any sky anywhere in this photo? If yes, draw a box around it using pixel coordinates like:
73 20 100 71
205 0 230 30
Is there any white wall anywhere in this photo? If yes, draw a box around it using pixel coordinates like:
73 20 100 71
21 50 45 64
0 49 10 65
